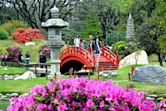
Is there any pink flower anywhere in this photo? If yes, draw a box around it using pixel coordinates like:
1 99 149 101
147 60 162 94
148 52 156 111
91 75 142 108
99 100 105 108
58 104 67 111
158 99 166 111
7 77 160 111
86 99 94 107
139 100 155 111
36 104 48 111
83 107 90 111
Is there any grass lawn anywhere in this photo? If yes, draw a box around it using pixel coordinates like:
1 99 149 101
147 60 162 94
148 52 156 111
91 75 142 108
0 77 48 94
0 66 27 75
0 64 166 94
0 100 9 111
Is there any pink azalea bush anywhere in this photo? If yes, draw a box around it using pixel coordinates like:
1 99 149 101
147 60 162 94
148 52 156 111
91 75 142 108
5 46 21 61
42 48 51 58
7 77 158 111
158 99 166 111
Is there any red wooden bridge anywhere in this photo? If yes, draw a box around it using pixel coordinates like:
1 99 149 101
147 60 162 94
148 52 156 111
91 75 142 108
60 45 119 74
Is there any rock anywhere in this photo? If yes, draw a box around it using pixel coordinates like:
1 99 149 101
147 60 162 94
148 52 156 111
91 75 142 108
1 95 7 99
10 93 19 97
4 75 14 80
156 97 164 102
5 93 10 97
0 93 3 98
133 65 166 84
159 94 166 98
146 97 155 101
25 42 35 46
14 74 20 78
22 93 29 96
0 93 3 96
119 50 148 68
102 73 109 77
14 71 36 80
148 94 158 98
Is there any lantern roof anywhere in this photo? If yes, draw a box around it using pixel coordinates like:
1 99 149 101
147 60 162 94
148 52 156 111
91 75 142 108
41 5 68 28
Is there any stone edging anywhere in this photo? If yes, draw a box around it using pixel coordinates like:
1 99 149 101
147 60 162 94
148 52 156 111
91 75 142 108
0 74 21 80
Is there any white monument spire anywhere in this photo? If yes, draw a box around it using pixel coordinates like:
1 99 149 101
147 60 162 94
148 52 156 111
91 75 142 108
126 13 135 40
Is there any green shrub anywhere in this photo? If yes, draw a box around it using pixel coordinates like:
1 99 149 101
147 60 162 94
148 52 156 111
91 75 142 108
0 46 8 55
0 28 9 40
1 20 28 35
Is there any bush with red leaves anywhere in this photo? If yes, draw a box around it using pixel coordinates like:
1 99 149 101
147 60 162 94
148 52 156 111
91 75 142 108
12 28 44 43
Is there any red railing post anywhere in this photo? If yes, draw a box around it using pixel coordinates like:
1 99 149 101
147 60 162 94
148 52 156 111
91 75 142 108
101 44 105 55
97 69 100 80
74 70 76 78
115 54 119 67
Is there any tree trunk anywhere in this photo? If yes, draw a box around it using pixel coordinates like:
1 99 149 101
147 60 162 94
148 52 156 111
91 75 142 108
157 53 163 66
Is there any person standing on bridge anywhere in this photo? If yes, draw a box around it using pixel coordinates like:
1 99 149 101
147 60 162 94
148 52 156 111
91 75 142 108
74 37 81 53
95 32 101 54
81 37 87 49
88 34 94 54
74 37 80 47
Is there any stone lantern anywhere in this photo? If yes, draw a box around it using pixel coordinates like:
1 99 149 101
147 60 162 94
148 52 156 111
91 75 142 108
42 5 68 78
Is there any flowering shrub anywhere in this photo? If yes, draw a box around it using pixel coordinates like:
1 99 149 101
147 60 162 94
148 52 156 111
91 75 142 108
5 46 21 61
7 77 158 111
158 99 166 111
39 44 51 57
12 28 44 43
42 48 51 57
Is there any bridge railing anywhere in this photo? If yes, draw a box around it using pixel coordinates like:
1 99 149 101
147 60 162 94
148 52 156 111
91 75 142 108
101 45 119 67
60 45 94 65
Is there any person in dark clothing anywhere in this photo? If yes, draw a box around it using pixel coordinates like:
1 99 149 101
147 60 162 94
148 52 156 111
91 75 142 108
25 51 30 64
1 54 8 66
94 33 100 54
18 52 23 63
39 53 47 68
162 53 166 62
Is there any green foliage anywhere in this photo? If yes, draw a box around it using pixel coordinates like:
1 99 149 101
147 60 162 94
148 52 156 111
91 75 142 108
115 41 126 49
0 100 9 111
112 41 126 55
106 30 125 45
0 46 8 56
62 28 81 44
0 28 9 40
152 0 166 53
111 0 133 13
83 9 102 38
138 22 160 55
1 20 28 35
158 35 166 53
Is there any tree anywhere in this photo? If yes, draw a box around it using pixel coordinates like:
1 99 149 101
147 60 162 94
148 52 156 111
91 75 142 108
138 22 163 66
135 0 166 66
0 0 18 24
4 0 80 28
153 0 166 53
83 8 102 38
